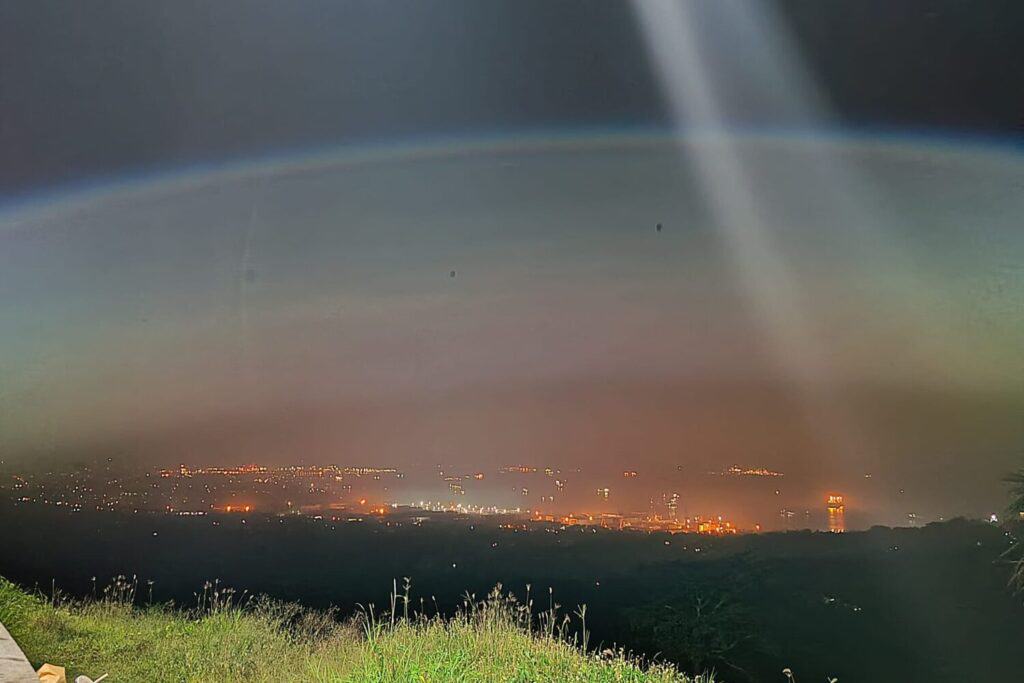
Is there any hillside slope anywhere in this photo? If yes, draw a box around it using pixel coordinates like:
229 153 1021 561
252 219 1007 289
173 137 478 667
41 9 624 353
0 578 708 683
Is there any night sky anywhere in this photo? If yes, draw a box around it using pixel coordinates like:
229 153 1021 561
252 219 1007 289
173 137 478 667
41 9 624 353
2 0 1023 193
1 1 1023 525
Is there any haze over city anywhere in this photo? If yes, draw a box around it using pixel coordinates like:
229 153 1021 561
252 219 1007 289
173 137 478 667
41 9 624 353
2 136 1022 528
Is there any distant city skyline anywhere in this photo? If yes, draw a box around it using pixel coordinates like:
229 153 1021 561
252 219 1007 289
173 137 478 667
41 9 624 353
0 450 1002 532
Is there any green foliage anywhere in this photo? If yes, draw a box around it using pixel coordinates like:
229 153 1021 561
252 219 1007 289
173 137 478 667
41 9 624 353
0 577 711 683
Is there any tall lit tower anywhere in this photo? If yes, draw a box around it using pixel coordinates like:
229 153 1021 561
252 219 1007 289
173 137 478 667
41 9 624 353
826 495 845 533
665 492 680 520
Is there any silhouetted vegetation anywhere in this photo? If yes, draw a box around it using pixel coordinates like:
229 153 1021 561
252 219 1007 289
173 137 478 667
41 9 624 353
1 502 1022 681
1001 467 1024 592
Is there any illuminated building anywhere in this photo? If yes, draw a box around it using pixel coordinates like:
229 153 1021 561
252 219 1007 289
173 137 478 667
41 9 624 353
695 516 737 535
826 495 845 533
721 465 784 478
599 513 624 530
664 492 679 520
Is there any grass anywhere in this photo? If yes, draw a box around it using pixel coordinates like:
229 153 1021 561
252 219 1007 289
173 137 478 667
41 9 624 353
0 577 711 682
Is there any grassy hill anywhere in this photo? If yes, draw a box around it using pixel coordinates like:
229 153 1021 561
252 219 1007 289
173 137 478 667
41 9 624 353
0 577 709 682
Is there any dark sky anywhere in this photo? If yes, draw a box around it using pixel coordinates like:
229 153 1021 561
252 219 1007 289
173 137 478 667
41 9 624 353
2 0 1023 195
